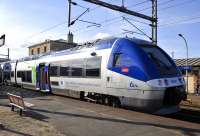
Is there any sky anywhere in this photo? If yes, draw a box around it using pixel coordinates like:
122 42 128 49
0 0 200 59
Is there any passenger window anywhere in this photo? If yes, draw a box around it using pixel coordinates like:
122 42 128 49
86 57 101 77
60 66 70 76
11 71 14 77
21 71 26 81
49 65 60 76
71 60 84 77
17 71 21 77
113 53 122 67
21 71 32 83
60 61 70 77
26 71 32 82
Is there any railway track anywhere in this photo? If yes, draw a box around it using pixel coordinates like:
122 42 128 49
165 107 200 124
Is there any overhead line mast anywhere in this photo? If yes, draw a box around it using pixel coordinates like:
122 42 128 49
152 0 158 45
68 0 158 45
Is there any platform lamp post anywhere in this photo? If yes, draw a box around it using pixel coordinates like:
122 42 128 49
178 34 189 94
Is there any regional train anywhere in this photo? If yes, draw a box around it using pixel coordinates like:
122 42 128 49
0 37 186 114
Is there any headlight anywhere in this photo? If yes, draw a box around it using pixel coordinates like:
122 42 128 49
158 79 163 86
164 79 168 86
178 78 183 84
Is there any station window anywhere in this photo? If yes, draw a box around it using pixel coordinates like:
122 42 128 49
44 46 47 53
37 48 40 54
86 57 101 77
31 49 34 55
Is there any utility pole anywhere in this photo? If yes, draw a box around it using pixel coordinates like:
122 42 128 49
122 0 125 8
68 0 72 27
152 0 158 46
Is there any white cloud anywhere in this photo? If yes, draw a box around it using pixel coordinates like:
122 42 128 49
94 32 111 39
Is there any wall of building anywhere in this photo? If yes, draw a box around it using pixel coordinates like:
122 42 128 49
50 42 67 52
184 71 199 94
185 74 195 94
28 32 77 56
29 42 50 55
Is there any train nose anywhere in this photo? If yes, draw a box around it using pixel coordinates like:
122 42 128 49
163 86 186 106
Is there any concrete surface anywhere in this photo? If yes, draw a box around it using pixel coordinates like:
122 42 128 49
0 86 200 136
182 94 200 108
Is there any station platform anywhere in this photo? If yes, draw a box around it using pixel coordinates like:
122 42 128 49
181 94 200 108
1 86 200 136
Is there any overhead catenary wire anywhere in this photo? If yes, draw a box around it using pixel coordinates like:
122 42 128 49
73 18 124 35
159 15 200 27
158 0 198 11
70 0 152 31
72 0 199 37
19 0 114 44
71 0 177 34
136 0 177 12
18 0 198 46
20 0 152 43
126 0 150 8
19 0 192 38
122 17 152 40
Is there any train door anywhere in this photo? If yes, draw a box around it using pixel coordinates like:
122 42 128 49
106 71 122 89
106 53 127 89
36 63 51 92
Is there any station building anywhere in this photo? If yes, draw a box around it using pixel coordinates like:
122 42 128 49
28 32 77 56
175 58 200 94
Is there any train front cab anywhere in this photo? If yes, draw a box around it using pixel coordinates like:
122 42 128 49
36 63 51 92
107 38 186 113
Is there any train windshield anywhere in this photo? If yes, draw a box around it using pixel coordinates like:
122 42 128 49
140 45 178 76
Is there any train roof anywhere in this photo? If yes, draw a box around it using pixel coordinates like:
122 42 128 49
9 37 153 63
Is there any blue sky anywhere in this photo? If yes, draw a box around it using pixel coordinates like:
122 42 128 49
0 0 200 59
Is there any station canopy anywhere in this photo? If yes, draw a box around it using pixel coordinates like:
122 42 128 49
175 58 200 67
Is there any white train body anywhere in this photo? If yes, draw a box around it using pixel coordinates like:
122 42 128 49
0 37 186 114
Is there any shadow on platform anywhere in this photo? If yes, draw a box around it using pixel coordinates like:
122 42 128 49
33 108 200 136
